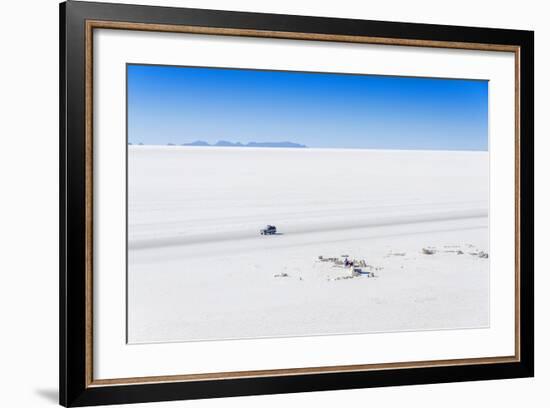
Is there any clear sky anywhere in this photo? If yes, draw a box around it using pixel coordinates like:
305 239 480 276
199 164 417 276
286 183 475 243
127 64 488 151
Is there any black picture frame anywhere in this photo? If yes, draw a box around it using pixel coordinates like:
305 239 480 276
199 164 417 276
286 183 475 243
60 1 534 406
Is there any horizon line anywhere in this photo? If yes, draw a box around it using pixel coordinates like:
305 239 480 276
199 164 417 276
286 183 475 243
127 143 488 153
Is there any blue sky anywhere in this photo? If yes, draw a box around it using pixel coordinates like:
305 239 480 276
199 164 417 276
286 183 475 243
127 64 488 151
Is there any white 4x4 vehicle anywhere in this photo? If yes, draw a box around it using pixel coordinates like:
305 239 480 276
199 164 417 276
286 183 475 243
260 225 277 235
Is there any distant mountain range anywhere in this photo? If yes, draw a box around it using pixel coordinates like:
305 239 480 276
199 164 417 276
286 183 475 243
182 140 307 148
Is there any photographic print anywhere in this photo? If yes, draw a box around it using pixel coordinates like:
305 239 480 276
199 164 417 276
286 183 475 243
126 64 490 344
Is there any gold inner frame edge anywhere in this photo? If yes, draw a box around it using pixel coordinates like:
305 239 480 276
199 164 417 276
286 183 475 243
84 20 521 388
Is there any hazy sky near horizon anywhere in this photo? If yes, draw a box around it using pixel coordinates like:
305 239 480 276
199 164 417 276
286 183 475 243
127 64 488 151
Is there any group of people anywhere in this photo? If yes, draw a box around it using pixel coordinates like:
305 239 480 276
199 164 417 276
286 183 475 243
344 258 354 267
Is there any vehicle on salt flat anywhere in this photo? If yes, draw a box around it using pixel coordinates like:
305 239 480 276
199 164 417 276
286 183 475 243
260 225 277 235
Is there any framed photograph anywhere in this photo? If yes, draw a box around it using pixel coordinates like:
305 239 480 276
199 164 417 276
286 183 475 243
60 1 534 406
